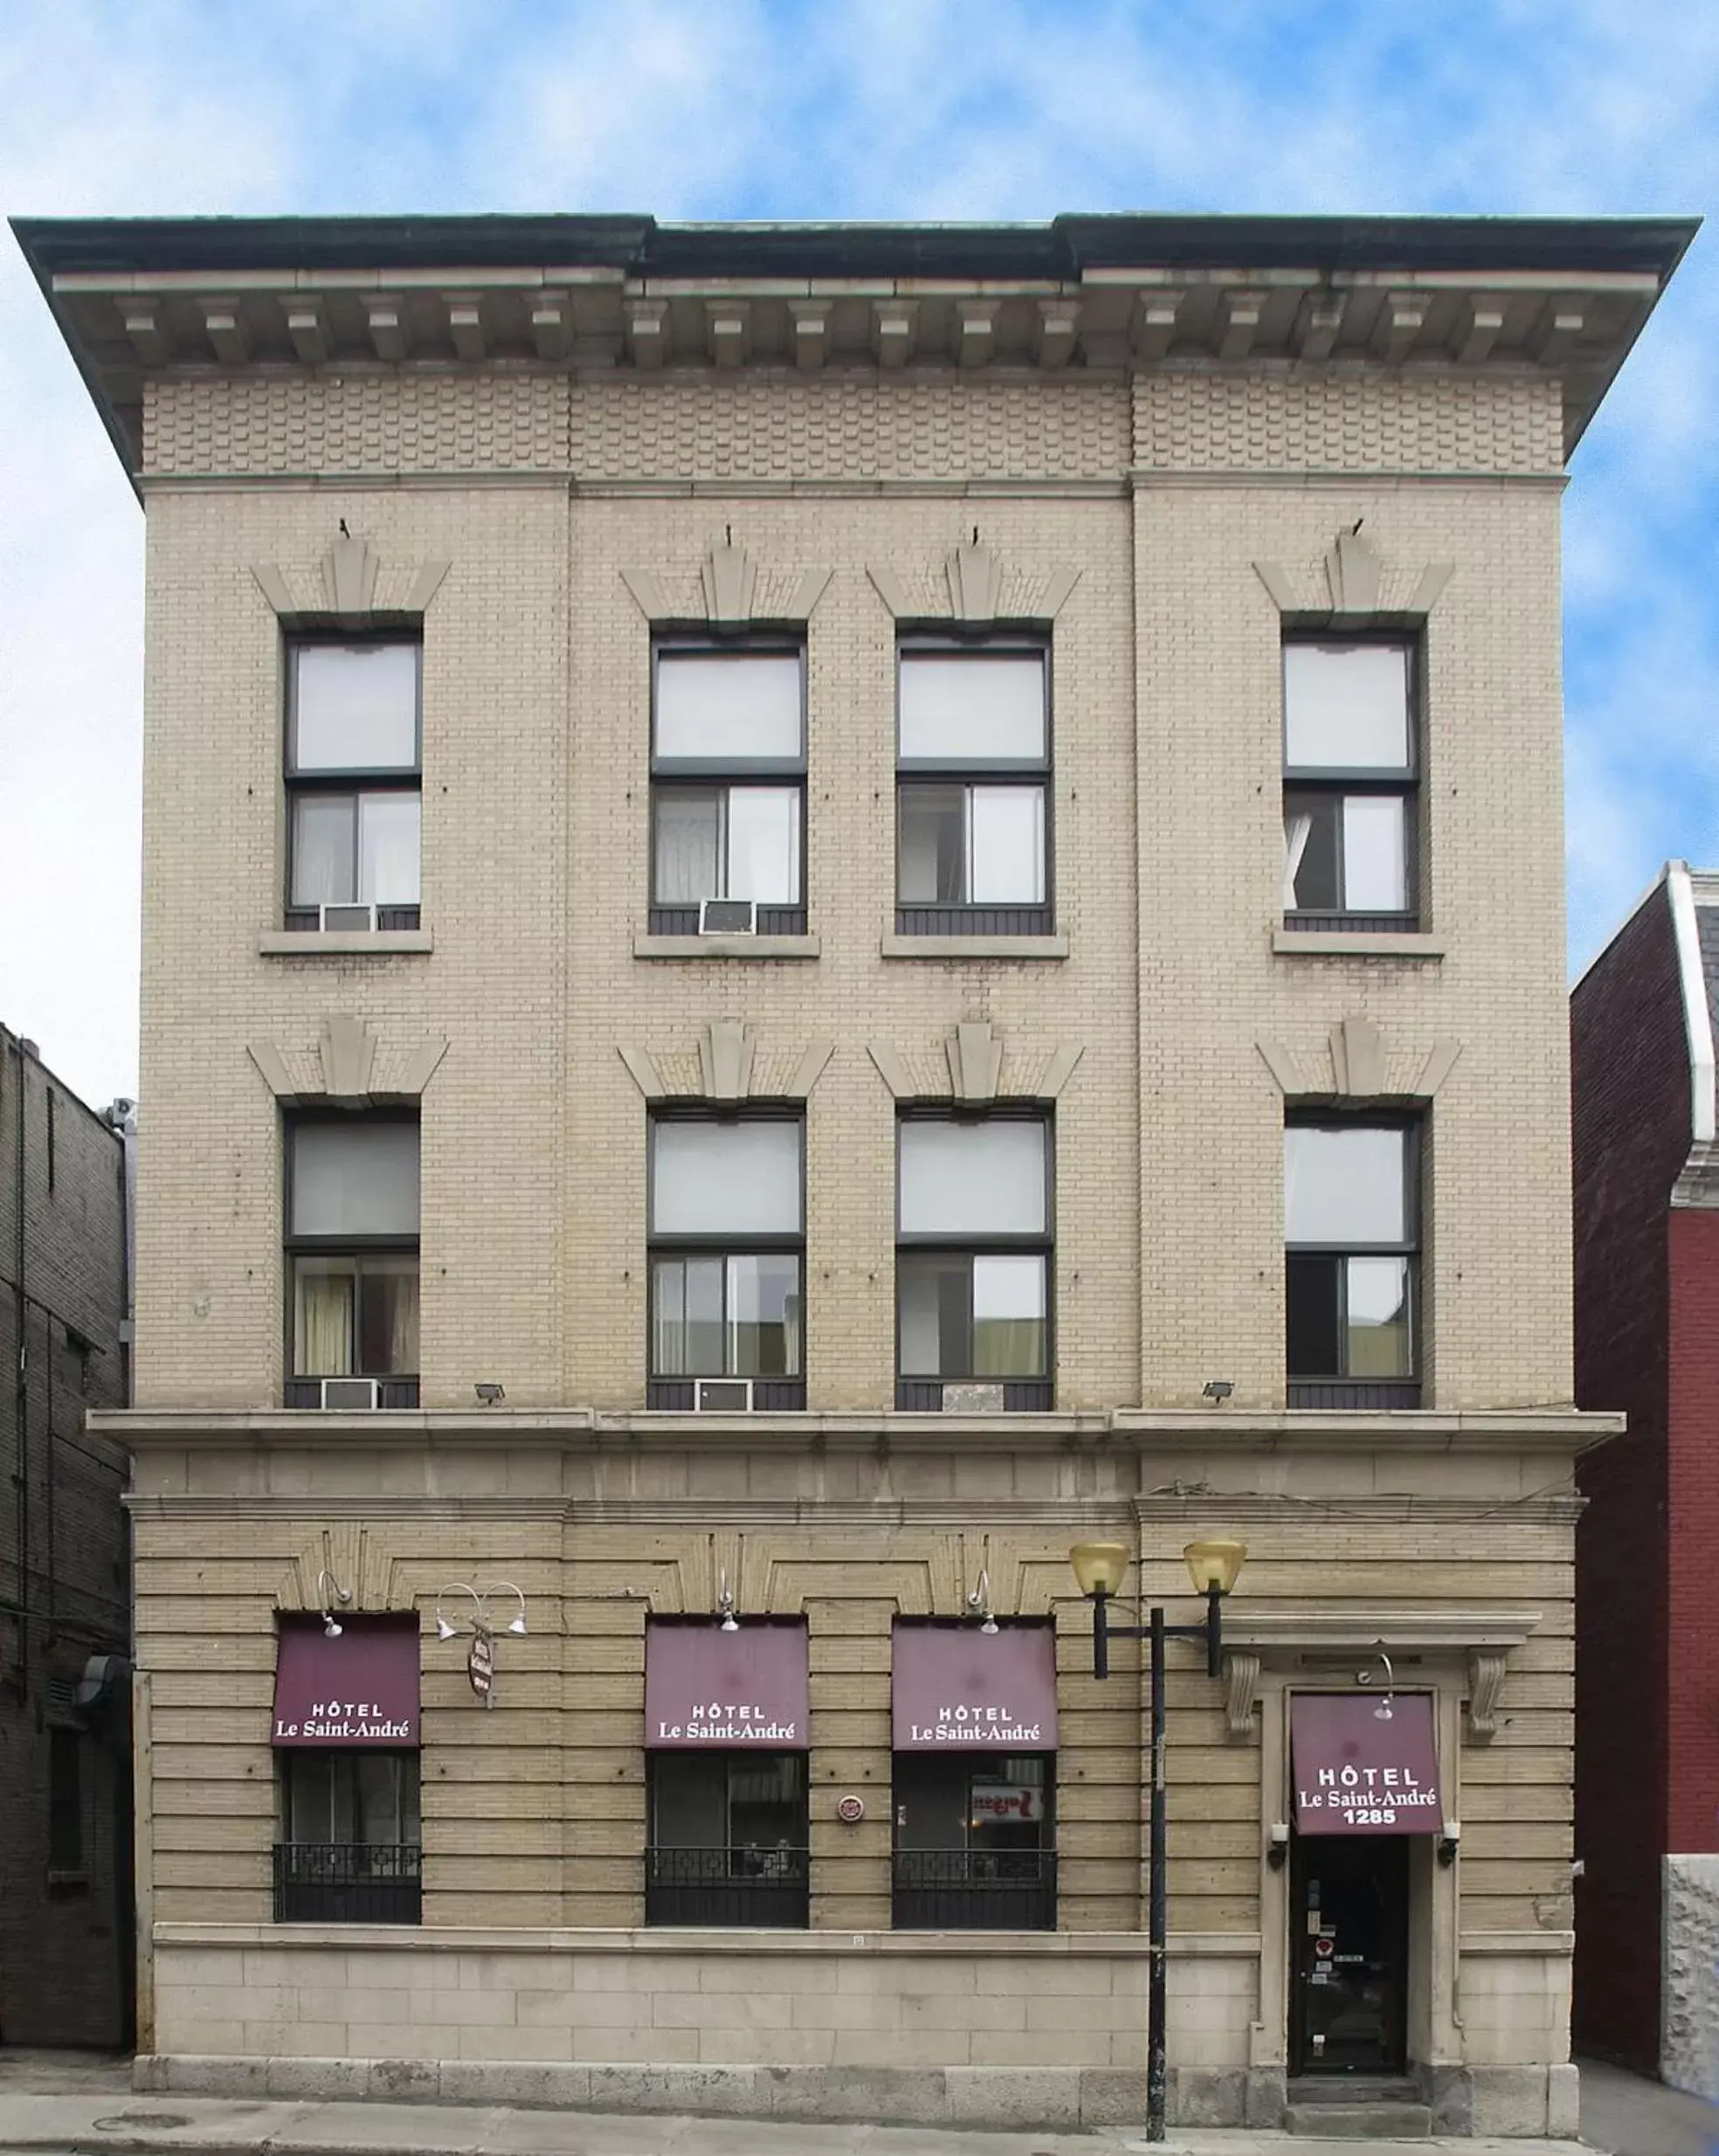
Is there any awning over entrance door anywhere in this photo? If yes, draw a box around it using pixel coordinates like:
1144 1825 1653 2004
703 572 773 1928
892 1623 1058 1750
272 1616 420 1747
1291 1692 1441 1835
645 1621 809 1747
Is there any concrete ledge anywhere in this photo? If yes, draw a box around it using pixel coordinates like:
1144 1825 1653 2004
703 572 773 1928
632 934 821 960
1272 929 1445 958
881 933 1070 960
258 931 433 956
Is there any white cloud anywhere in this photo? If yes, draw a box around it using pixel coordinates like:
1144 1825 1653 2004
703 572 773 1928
0 0 1715 1097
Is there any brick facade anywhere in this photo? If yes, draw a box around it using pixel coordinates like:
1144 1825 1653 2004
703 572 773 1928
17 210 1692 2130
0 1029 133 2045
1572 868 1719 2094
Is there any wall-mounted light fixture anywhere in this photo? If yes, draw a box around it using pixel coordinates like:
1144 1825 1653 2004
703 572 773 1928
715 1571 740 1633
1201 1379 1234 1403
965 1569 1000 1635
1267 1821 1290 1871
474 1381 506 1406
434 1580 529 1641
1438 1821 1461 1868
316 1569 352 1638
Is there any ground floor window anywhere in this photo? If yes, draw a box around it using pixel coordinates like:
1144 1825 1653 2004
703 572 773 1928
646 1750 809 1926
892 1752 1056 1929
274 1750 422 1924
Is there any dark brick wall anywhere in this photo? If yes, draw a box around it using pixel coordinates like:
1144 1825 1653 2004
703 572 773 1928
1570 882 1688 2071
0 1032 133 2047
1667 1207 1719 1855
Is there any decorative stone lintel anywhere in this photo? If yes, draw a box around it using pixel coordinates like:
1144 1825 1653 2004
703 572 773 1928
871 1028 1083 1104
1329 1014 1385 1098
621 547 832 628
867 547 1081 626
1253 528 1455 621
321 1014 376 1102
250 538 450 623
947 1020 1004 1104
699 1019 755 1103
247 1026 447 1106
1256 1026 1461 1102
618 1033 835 1105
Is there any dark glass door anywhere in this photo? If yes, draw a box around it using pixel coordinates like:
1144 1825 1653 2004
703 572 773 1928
1289 1830 1410 2073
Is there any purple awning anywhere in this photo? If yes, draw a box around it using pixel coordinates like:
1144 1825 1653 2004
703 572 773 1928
273 1616 420 1747
645 1622 809 1748
892 1623 1058 1751
1291 1692 1442 1835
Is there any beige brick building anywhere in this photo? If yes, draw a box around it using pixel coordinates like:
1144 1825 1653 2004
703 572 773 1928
17 211 1692 2133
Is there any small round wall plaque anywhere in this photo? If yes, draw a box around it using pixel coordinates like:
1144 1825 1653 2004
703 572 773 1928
837 1793 865 1823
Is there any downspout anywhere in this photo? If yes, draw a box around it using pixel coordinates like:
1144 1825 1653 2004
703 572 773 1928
10 1036 28 1693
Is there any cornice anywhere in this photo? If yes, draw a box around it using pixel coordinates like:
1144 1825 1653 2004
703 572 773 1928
96 1405 1620 1456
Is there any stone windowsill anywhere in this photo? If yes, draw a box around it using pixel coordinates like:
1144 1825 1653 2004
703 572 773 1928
633 933 821 960
259 931 434 957
881 933 1070 961
1272 929 1444 960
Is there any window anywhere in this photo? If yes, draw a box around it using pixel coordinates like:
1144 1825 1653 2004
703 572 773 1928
286 1119 419 1407
286 639 422 932
647 1116 804 1408
893 1753 1055 1930
48 1728 83 1874
896 1116 1051 1409
646 1751 809 1926
1281 639 1417 929
651 646 805 934
1285 1118 1419 1406
274 1752 421 1923
896 644 1051 934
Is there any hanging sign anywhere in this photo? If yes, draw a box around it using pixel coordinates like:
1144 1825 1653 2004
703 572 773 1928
467 1627 494 1698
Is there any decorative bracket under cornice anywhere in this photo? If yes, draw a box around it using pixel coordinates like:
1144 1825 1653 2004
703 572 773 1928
247 1018 448 1106
618 1022 835 1105
620 540 832 628
252 531 450 627
1256 1015 1460 1102
1253 525 1453 621
868 1021 1083 1106
867 541 1081 627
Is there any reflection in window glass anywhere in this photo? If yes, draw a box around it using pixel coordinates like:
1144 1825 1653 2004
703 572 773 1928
1344 1255 1412 1376
971 1254 1046 1377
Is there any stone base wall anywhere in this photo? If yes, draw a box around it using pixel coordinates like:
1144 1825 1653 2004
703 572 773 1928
1663 1854 1719 2099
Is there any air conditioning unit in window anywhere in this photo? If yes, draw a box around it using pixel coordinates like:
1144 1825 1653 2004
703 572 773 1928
942 1382 1007 1414
694 1378 754 1413
320 902 376 933
699 897 756 936
321 1376 381 1411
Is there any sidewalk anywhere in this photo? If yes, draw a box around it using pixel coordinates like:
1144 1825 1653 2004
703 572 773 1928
0 2086 1593 2156
1576 2059 1718 2156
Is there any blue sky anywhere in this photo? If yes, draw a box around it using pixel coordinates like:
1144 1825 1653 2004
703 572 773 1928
1 0 1715 1104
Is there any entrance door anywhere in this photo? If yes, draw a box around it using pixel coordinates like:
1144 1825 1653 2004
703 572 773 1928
1289 1830 1410 2074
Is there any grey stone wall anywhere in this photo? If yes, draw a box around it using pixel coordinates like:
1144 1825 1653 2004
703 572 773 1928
1663 1854 1719 2098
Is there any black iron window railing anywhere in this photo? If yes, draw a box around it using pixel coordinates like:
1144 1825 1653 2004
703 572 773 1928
646 1378 806 1411
273 1842 421 1924
645 1845 810 1928
647 904 807 937
892 1848 1057 1931
894 902 1053 938
1287 1379 1421 1410
285 1377 420 1409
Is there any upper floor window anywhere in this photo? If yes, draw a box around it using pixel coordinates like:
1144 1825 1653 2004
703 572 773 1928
286 640 422 934
1281 640 1417 931
896 645 1051 936
647 1114 804 1411
896 1114 1052 1411
1285 1117 1419 1407
651 646 805 936
286 1118 419 1409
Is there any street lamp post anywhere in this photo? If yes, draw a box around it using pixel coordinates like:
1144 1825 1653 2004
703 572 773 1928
1069 1537 1247 2146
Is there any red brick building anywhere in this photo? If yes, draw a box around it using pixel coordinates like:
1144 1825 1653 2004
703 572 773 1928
0 1029 135 2046
1571 862 1719 2097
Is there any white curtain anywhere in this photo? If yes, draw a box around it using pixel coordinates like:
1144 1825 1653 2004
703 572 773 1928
291 797 354 908
358 793 421 906
294 1263 353 1375
1281 812 1313 910
654 794 720 903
